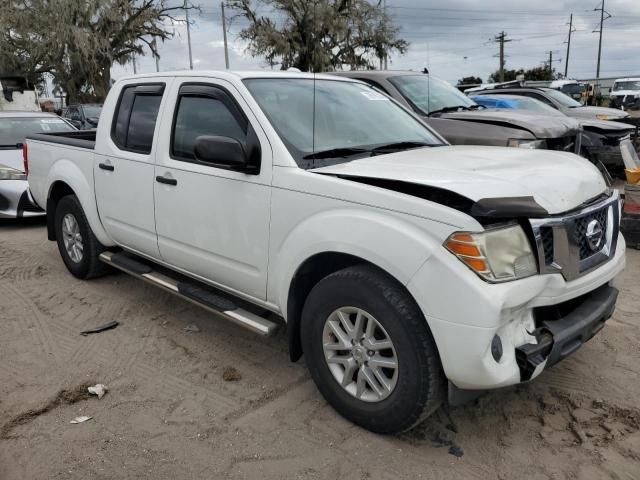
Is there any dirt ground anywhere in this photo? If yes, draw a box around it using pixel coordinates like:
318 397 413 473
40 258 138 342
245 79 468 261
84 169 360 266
1 218 639 480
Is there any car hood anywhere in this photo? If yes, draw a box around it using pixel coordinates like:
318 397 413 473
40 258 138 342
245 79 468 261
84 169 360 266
580 118 635 134
0 148 23 172
569 106 629 120
311 146 607 216
439 109 580 138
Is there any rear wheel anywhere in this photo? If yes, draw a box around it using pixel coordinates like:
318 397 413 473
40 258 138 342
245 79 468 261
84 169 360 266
54 195 109 279
301 264 446 434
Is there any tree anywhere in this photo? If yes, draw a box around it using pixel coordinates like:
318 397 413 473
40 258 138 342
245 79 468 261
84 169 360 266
488 68 524 83
522 66 561 81
225 0 408 71
0 0 189 103
457 76 483 85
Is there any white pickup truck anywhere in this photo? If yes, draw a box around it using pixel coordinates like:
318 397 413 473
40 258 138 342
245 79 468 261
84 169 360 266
26 71 625 433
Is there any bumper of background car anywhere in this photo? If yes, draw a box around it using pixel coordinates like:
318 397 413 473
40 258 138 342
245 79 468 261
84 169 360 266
0 180 44 218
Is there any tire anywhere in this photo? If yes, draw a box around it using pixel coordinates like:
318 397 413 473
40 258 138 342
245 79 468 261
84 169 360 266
54 195 109 279
301 264 446 434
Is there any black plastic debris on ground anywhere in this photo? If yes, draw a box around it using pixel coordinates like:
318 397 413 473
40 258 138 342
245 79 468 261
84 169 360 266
80 320 120 336
448 445 464 458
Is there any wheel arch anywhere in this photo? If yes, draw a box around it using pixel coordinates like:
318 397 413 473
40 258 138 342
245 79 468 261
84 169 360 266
45 161 113 246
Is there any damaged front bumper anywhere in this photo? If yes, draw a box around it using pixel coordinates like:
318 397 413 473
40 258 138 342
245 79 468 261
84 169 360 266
515 284 617 381
0 180 44 218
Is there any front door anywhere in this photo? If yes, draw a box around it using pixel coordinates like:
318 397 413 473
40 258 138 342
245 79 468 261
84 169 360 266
153 78 272 300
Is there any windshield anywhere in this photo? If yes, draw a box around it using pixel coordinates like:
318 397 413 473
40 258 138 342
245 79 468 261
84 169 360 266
0 116 74 148
561 83 585 95
543 89 582 108
243 78 442 167
387 75 476 115
471 95 564 116
83 105 102 118
613 81 640 91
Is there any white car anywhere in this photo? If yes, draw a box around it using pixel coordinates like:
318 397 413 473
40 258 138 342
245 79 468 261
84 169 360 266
610 78 640 110
26 71 625 433
0 112 75 218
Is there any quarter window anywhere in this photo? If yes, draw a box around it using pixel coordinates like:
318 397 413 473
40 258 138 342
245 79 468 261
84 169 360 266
171 93 246 161
111 84 164 154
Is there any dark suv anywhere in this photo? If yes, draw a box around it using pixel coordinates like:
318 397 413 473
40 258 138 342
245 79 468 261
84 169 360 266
61 104 102 130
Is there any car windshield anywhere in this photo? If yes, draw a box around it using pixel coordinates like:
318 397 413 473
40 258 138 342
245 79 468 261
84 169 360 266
561 83 585 95
543 89 582 108
471 95 564 116
613 81 640 91
83 105 102 118
243 78 443 168
387 75 477 115
0 116 74 148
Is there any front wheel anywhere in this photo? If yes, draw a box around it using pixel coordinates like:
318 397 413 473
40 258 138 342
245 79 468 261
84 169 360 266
301 264 446 434
54 195 109 279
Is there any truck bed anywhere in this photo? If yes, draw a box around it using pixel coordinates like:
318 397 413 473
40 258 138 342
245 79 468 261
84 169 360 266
27 130 96 150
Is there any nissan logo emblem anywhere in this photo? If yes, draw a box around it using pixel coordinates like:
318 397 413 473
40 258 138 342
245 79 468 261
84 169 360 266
585 219 604 252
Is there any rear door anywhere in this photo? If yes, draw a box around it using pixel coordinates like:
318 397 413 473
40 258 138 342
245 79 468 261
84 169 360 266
94 80 170 259
153 77 272 300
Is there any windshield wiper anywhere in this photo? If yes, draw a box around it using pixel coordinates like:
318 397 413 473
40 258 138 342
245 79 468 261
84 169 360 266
370 141 434 155
428 105 471 116
303 147 370 160
468 104 485 110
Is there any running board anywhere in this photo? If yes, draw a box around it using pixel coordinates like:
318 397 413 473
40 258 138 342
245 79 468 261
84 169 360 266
99 251 279 336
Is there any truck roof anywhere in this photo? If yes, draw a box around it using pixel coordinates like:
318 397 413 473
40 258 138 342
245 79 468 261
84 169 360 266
115 70 360 83
614 77 640 82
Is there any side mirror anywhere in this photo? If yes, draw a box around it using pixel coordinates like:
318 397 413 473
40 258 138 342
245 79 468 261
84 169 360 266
193 135 248 171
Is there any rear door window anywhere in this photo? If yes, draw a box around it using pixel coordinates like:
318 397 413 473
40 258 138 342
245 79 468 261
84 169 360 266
111 84 165 154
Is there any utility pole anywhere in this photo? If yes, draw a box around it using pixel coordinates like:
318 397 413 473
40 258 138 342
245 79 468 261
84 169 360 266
564 13 574 78
383 0 388 70
594 1 611 91
132 56 137 75
184 0 193 70
548 50 553 76
221 2 229 69
494 32 511 82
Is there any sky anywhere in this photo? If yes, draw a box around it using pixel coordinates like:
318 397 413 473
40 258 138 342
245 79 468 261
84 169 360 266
112 0 640 85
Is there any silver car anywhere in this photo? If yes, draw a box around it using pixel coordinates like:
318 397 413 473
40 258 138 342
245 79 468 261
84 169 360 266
0 112 76 218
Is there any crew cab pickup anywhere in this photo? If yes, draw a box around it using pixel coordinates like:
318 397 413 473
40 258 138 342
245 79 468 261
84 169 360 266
26 71 626 434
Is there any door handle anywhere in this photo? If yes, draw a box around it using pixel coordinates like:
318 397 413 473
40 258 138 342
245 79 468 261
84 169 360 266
98 162 114 171
156 175 177 186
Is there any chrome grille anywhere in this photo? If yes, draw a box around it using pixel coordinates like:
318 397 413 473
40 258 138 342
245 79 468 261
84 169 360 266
574 207 609 260
530 191 620 281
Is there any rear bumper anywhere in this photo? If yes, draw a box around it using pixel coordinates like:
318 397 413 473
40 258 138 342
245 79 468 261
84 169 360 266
0 180 45 218
515 284 617 380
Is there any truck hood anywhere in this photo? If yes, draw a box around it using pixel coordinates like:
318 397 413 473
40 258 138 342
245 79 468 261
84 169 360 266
311 146 607 216
569 106 629 120
439 109 580 139
610 90 640 97
0 148 23 172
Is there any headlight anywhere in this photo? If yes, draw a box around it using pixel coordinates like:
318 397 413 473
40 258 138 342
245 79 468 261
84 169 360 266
444 224 538 282
596 114 609 120
0 165 26 181
507 139 547 149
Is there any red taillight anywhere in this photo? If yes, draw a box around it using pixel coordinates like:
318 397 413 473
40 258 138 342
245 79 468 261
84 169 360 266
22 143 28 176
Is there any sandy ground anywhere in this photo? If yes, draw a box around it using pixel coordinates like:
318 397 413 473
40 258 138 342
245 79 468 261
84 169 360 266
1 218 639 480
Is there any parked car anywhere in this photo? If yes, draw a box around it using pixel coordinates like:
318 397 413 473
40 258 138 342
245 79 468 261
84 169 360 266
331 71 582 155
61 103 102 130
470 94 637 176
0 112 75 218
609 78 640 111
469 84 630 122
27 71 625 434
549 80 587 102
